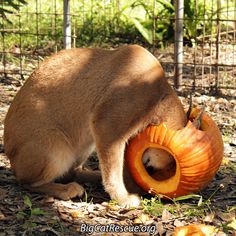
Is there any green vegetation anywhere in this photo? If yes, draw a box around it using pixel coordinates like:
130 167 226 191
0 0 27 25
1 0 235 52
141 194 208 218
141 183 227 218
17 196 47 231
184 0 235 45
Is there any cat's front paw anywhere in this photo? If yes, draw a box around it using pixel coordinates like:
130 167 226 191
117 194 141 208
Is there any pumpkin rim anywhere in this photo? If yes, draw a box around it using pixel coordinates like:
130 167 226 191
125 108 224 197
131 142 181 194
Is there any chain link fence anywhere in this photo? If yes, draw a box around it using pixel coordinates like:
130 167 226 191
0 0 235 96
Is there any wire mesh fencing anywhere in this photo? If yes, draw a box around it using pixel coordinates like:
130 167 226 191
0 0 235 96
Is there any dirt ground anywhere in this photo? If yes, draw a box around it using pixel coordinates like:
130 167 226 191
0 72 235 235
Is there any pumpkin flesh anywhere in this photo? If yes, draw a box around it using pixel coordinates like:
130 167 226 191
125 108 224 198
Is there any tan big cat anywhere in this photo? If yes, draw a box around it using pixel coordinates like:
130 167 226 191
4 45 186 207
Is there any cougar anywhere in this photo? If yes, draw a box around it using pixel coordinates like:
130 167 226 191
4 45 186 207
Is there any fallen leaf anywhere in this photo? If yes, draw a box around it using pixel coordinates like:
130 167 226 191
133 213 150 224
204 212 215 223
155 222 165 235
0 210 6 221
222 158 230 165
70 210 85 218
227 217 236 230
106 204 120 211
162 208 174 221
173 219 185 227
0 188 7 201
217 211 235 221
42 196 55 204
39 226 61 236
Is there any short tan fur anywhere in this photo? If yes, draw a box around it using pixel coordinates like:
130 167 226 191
4 45 186 207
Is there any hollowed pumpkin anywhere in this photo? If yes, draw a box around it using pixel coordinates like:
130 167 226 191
125 108 224 198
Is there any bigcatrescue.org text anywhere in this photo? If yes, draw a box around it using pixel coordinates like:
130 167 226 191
80 223 156 235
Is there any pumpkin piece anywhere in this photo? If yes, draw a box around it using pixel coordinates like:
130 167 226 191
125 108 224 198
173 224 217 236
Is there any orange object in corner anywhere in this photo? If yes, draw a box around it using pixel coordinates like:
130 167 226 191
173 224 217 236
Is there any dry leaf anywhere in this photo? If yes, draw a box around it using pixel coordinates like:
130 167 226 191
106 204 120 211
204 212 215 223
0 210 6 221
70 210 85 218
42 196 55 204
217 211 235 221
222 158 230 165
133 213 150 224
162 208 174 221
156 222 165 235
0 188 7 201
227 217 236 230
174 219 185 227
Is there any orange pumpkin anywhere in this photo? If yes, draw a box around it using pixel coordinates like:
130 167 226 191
125 108 224 198
173 224 217 236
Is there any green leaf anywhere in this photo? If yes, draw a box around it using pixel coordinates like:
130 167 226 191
7 2 21 10
31 208 46 216
130 18 153 44
24 196 32 209
19 0 27 4
156 0 174 11
0 8 14 14
23 220 37 230
173 194 202 202
16 211 27 220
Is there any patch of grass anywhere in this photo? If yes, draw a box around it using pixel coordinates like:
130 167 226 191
142 193 217 219
141 196 169 217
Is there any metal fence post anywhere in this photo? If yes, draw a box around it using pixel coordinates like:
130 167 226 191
63 0 71 49
174 0 184 89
